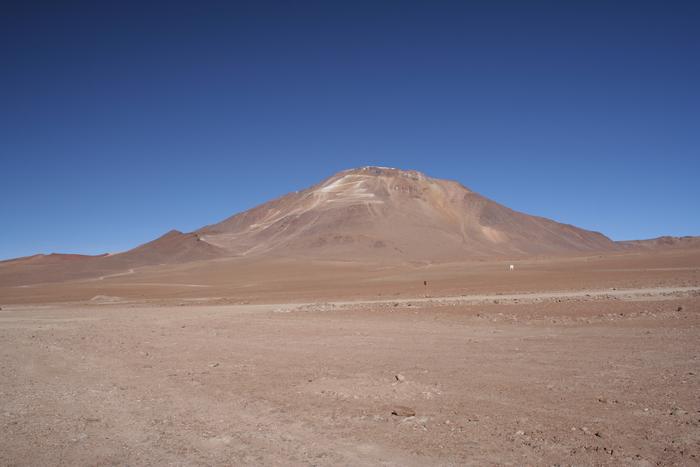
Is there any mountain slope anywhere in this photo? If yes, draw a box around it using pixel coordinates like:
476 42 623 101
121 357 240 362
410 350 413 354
618 236 700 250
198 166 617 261
0 230 227 286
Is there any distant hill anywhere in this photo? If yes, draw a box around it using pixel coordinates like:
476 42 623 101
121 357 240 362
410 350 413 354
618 236 700 249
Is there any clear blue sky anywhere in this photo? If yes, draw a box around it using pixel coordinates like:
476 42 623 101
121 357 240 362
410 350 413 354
1 1 698 260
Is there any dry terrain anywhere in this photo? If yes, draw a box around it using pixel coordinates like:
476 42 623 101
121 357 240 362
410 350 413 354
1 248 699 466
1 168 699 465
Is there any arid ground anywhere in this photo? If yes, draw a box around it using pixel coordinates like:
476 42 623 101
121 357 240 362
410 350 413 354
1 248 699 466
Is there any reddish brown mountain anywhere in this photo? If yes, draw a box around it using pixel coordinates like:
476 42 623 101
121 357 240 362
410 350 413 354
1 166 623 286
618 236 700 250
198 166 617 260
0 230 226 286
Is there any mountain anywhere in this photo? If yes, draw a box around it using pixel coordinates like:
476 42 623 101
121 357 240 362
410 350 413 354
0 230 227 286
1 166 621 286
618 236 700 250
197 166 617 260
115 229 228 264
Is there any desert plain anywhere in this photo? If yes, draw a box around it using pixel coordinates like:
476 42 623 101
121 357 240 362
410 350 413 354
1 246 699 466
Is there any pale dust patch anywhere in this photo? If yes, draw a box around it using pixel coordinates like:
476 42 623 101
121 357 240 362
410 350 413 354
303 375 441 402
90 295 123 303
482 226 507 243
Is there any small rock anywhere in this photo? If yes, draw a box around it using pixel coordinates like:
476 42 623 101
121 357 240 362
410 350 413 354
595 431 603 438
515 430 525 436
677 306 683 312
391 406 416 417
209 363 220 368
395 374 406 383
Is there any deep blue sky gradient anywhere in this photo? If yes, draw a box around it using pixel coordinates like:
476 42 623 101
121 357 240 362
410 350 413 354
1 1 699 259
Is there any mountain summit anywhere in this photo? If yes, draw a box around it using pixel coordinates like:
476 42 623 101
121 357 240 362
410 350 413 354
197 166 616 260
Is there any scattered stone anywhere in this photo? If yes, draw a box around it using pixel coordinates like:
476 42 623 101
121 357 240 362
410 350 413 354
395 374 406 383
391 406 416 417
670 407 687 416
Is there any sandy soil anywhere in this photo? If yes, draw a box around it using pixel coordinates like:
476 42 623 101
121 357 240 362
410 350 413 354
2 248 699 305
1 249 699 465
0 297 698 464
